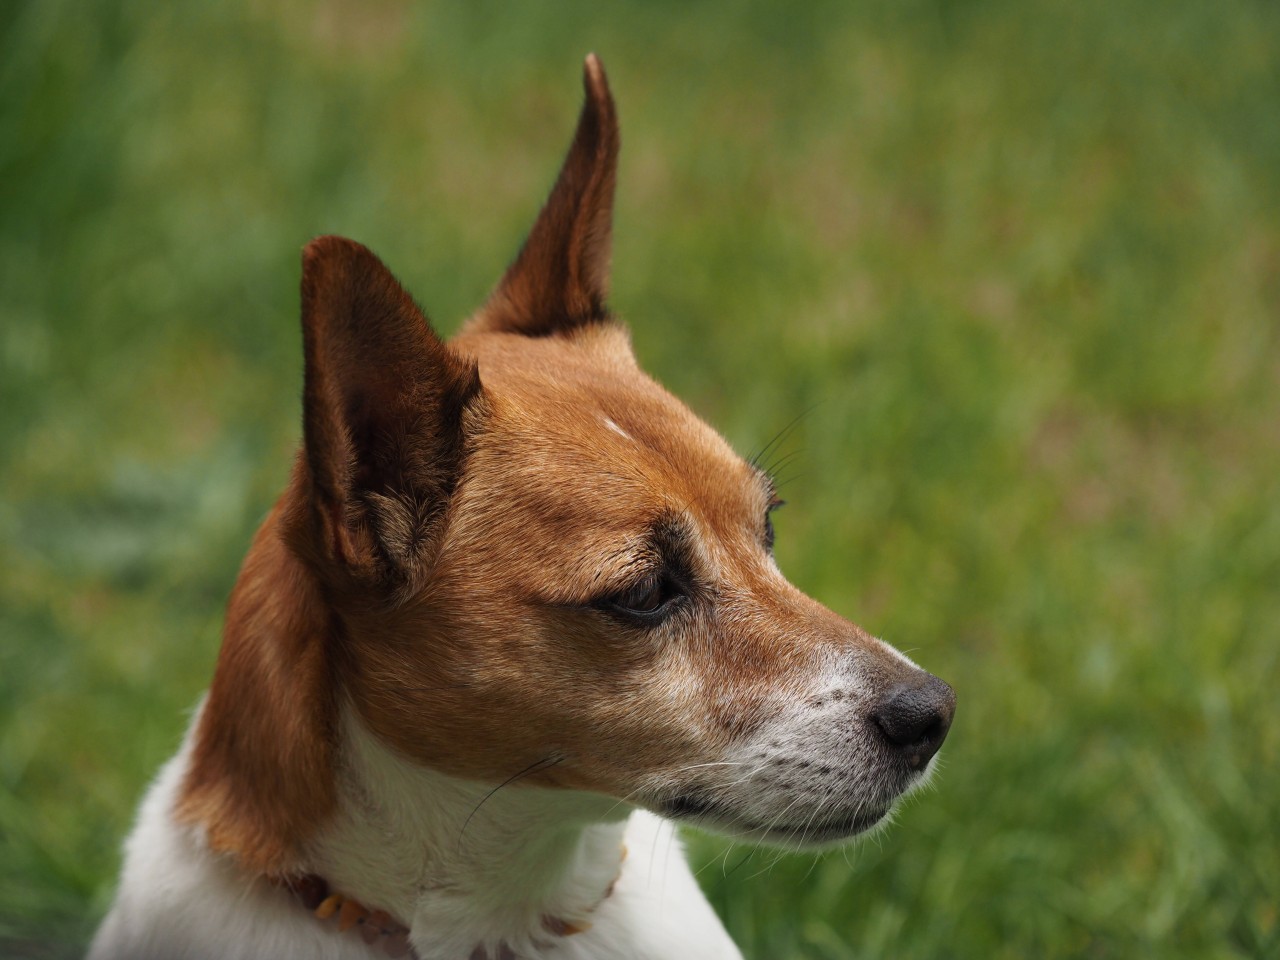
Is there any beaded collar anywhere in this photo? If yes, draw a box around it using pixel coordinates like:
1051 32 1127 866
279 845 625 959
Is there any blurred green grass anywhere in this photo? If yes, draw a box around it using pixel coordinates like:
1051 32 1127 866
2 1 1278 957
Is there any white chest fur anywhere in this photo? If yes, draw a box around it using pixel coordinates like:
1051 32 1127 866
89 707 742 960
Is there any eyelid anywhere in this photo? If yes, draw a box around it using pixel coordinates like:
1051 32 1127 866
763 498 783 551
591 567 689 626
618 570 664 607
596 559 662 601
584 515 696 621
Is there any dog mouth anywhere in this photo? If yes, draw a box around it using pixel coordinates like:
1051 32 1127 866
660 794 891 846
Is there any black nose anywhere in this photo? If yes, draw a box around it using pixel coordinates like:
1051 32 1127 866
871 673 956 769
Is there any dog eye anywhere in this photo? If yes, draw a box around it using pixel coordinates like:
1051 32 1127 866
625 579 665 612
764 499 785 551
602 573 680 622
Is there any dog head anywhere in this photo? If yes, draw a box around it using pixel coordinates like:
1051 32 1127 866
179 55 954 873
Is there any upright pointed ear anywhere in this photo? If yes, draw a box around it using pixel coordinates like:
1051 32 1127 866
300 235 482 586
471 53 619 337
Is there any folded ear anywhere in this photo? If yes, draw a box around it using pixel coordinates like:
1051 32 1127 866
300 235 482 584
471 53 619 337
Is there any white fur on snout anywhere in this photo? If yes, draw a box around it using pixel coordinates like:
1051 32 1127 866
650 652 938 848
876 635 921 670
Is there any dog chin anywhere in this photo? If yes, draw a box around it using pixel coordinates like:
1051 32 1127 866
659 796 895 849
735 806 894 849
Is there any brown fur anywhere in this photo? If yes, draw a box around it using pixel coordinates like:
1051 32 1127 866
477 54 618 337
176 495 339 875
177 54 911 875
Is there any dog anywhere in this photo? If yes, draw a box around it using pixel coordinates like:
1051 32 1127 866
89 54 955 960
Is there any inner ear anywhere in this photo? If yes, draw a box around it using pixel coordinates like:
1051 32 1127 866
300 234 482 583
469 53 619 338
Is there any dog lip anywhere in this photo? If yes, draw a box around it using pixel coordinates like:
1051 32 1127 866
740 807 890 844
662 794 718 819
662 794 889 843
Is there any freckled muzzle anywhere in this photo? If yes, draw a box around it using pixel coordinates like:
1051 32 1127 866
645 663 956 848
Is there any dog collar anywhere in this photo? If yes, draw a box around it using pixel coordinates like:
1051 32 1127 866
280 845 626 959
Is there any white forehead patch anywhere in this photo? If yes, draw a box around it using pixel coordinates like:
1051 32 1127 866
602 416 633 441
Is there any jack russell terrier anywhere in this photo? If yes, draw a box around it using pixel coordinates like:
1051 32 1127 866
90 54 955 960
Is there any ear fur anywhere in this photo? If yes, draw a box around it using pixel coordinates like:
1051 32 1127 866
176 239 482 870
471 53 620 337
301 235 482 585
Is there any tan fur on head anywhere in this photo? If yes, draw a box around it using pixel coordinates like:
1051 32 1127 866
177 55 951 876
176 55 623 873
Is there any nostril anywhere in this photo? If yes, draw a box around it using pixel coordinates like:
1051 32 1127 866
872 700 936 747
871 674 956 767
912 715 944 746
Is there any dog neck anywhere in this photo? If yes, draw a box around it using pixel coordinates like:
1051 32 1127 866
303 709 630 960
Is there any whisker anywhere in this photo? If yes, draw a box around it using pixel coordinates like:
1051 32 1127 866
601 779 671 820
747 407 814 474
457 755 563 850
763 448 804 477
741 791 808 871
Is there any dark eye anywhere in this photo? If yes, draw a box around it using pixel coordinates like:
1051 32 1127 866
764 499 785 551
601 572 682 623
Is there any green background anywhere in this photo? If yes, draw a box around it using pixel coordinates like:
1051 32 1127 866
2 1 1278 957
